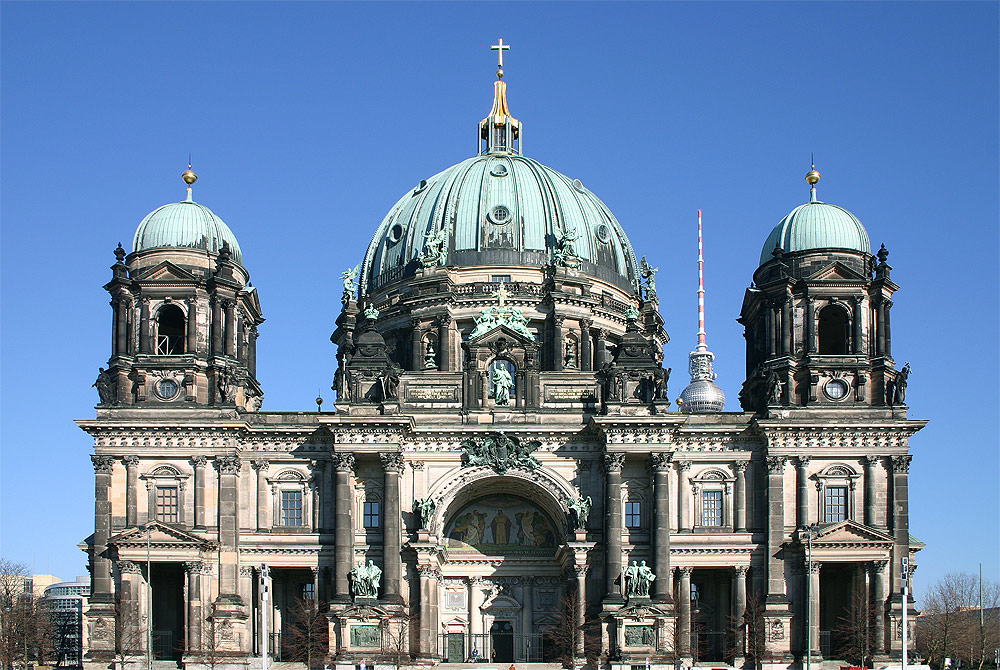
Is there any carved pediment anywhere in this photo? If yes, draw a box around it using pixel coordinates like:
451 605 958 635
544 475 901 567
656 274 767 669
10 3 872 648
134 261 200 283
612 602 669 620
337 604 391 620
811 519 895 546
109 521 216 549
806 261 868 282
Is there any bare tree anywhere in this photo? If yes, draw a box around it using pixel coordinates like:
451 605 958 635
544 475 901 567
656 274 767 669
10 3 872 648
741 594 769 670
543 592 601 669
282 597 328 669
833 585 878 667
917 572 1000 670
0 559 56 669
108 593 146 670
380 612 417 670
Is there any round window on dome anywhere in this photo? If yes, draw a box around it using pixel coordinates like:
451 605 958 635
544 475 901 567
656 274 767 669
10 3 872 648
595 223 612 244
488 205 512 225
490 164 509 177
155 378 179 401
572 178 586 192
823 379 850 401
388 223 405 244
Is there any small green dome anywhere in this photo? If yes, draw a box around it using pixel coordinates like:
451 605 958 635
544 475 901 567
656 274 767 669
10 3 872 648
759 196 870 267
133 198 243 264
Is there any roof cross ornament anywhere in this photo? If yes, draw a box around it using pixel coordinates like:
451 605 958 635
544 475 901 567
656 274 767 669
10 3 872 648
492 282 511 307
491 38 510 68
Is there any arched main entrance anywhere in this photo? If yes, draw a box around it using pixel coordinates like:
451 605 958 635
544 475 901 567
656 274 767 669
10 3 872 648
432 473 573 663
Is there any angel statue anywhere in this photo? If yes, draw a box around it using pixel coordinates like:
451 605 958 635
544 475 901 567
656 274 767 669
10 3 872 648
640 256 658 299
340 263 361 304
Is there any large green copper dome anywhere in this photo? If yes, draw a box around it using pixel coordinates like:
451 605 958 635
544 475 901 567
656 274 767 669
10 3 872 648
360 153 641 296
759 183 869 266
133 192 243 264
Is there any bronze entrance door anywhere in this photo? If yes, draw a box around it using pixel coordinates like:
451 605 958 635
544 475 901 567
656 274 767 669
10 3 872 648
447 633 465 662
490 621 514 662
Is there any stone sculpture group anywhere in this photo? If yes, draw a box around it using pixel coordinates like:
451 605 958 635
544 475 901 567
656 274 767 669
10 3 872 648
624 560 655 598
349 560 382 599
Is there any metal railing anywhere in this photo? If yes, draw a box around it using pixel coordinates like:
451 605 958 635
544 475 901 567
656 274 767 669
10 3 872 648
439 632 543 663
819 630 832 658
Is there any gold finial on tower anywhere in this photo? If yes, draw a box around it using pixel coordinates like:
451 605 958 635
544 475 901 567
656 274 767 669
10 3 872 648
805 167 821 185
182 164 197 185
491 38 510 79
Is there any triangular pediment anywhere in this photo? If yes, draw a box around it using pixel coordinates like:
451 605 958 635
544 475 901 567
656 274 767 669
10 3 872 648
806 261 868 282
613 600 669 620
813 519 895 545
469 323 534 345
134 260 199 282
108 522 216 549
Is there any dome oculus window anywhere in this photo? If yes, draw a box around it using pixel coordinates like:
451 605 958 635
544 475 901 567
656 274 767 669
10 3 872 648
488 205 512 225
572 178 586 192
824 379 850 400
595 223 612 244
155 378 179 401
490 164 508 177
388 223 405 244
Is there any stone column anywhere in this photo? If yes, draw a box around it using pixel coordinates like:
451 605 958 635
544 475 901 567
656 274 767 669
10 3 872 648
734 461 748 532
733 565 749 658
521 578 534 647
248 326 258 377
603 452 625 602
116 298 130 356
884 299 893 358
651 453 672 601
380 452 404 602
139 298 151 354
594 329 608 368
580 319 593 371
193 456 207 529
677 567 693 658
116 561 145 653
437 315 452 372
782 294 792 355
796 456 811 529
216 454 242 598
333 453 355 600
211 296 223 355
124 455 139 527
410 319 423 371
890 456 911 595
185 561 206 652
186 297 198 354
323 460 335 532
574 567 588 656
468 577 484 638
765 306 776 356
252 459 269 531
863 455 879 527
223 300 236 357
871 560 888 653
853 297 864 354
875 297 886 357
808 561 821 656
806 297 816 353
677 461 692 532
91 456 116 604
766 456 788 599
553 316 565 372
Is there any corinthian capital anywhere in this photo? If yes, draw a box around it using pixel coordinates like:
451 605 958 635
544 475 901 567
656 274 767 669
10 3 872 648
380 452 405 473
217 454 242 474
333 453 356 471
890 455 912 473
650 452 673 471
91 455 115 474
603 452 625 473
766 456 787 474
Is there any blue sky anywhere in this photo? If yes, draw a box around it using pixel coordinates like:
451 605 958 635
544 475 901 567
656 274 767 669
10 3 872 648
1 2 997 600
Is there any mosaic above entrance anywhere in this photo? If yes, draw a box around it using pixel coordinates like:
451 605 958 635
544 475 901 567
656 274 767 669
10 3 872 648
445 495 556 554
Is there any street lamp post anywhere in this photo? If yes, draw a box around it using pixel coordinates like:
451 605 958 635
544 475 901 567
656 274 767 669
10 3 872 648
141 524 153 670
801 524 820 670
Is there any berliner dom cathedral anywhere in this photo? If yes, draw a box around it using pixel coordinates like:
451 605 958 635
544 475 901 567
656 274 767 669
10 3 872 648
78 41 924 670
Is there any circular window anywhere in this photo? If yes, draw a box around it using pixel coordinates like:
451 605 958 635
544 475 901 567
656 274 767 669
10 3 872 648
824 379 850 400
489 205 512 225
595 223 612 244
572 178 586 192
490 164 509 177
388 223 404 244
156 378 179 401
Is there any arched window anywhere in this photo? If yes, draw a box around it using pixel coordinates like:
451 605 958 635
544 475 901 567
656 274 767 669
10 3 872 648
155 304 186 355
818 305 850 355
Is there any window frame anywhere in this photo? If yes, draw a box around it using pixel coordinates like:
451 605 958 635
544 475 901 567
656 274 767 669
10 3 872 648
700 489 724 527
153 303 187 356
280 490 304 527
363 500 381 529
624 500 642 529
691 467 736 530
268 469 313 532
813 463 859 525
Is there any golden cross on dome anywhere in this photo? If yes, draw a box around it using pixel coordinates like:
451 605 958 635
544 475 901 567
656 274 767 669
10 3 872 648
492 282 511 307
491 38 510 68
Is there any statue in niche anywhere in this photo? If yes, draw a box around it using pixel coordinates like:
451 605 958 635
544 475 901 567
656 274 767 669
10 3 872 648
414 497 435 530
568 496 592 531
891 362 911 405
216 366 235 402
377 364 400 401
424 340 438 369
766 370 784 405
491 363 514 406
565 340 578 369
92 367 116 404
349 560 382 600
651 366 670 400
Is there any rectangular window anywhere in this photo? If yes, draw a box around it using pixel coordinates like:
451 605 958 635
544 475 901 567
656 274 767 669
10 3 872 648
701 490 723 526
155 486 179 523
624 501 642 528
824 486 847 522
491 275 511 284
280 490 303 526
302 583 315 600
363 501 381 529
